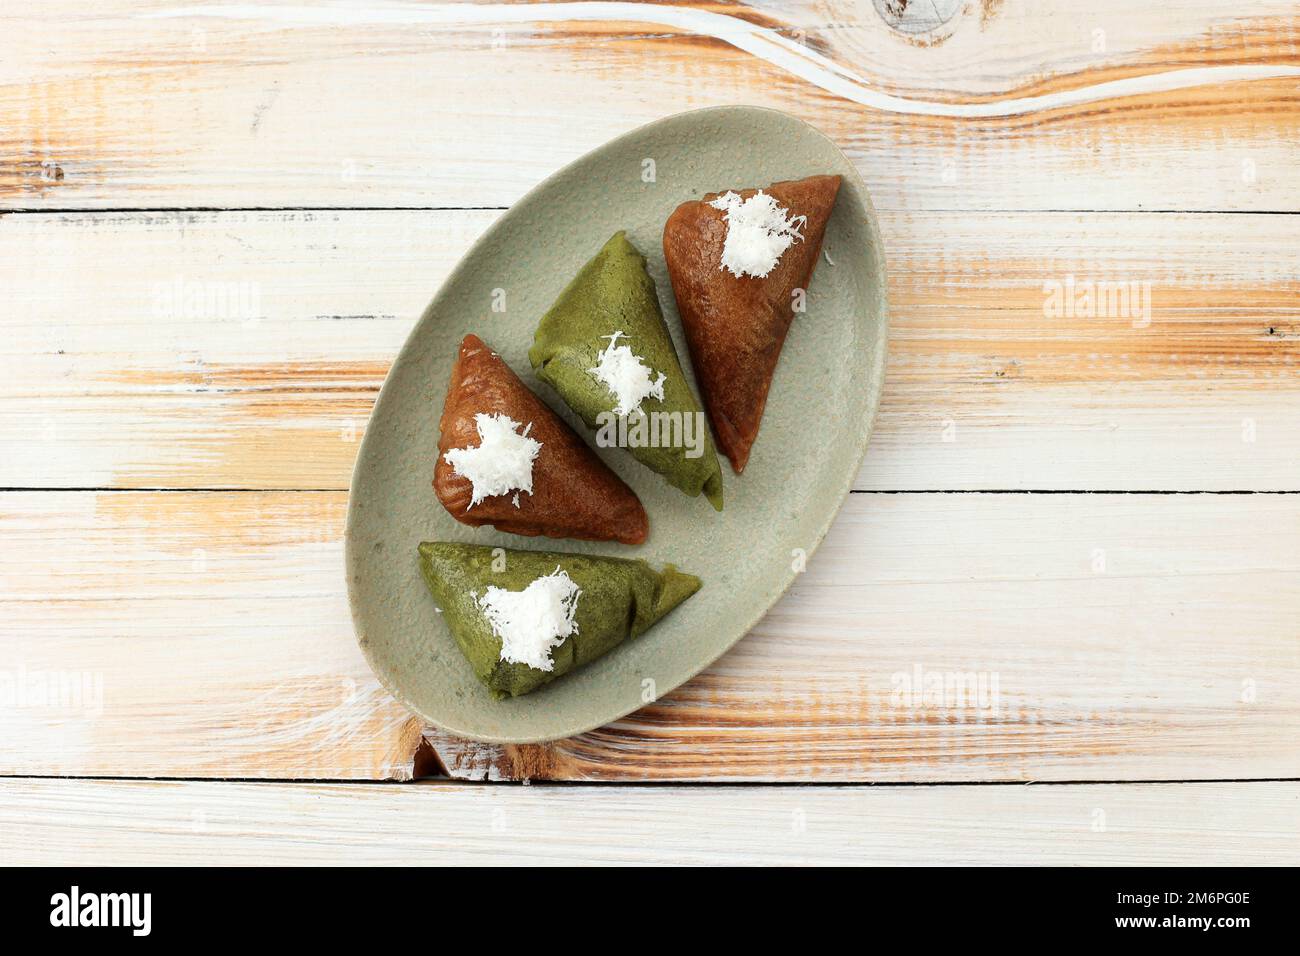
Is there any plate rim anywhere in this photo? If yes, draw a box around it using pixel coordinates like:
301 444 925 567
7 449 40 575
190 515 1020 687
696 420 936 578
345 103 890 744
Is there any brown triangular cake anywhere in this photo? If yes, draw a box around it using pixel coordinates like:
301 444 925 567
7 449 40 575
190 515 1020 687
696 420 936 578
434 334 648 544
663 174 841 473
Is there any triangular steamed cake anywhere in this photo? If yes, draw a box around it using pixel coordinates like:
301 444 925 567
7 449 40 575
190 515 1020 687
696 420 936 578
529 232 724 510
663 174 841 473
418 542 701 698
435 334 648 545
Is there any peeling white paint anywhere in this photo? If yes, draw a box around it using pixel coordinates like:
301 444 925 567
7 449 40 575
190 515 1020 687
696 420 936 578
143 2 1300 118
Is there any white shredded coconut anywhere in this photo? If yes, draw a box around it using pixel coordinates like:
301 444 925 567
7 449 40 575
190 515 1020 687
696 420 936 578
589 331 667 416
708 190 806 279
443 412 541 509
477 567 581 671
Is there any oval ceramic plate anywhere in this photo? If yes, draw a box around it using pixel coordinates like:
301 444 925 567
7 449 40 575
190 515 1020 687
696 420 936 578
346 106 888 744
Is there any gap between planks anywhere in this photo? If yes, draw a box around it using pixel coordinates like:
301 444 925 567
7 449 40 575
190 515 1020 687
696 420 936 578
1 772 1299 788
4 488 1300 495
4 208 1300 216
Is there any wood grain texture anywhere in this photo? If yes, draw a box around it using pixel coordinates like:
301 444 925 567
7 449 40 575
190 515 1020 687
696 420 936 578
4 0 1299 843
4 208 1298 491
1 778 1295 865
2 1 1298 211
429 492 1300 781
0 491 421 779
3 490 1297 781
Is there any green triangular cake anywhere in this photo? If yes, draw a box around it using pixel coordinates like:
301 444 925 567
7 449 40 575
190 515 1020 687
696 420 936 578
418 542 701 698
528 231 724 510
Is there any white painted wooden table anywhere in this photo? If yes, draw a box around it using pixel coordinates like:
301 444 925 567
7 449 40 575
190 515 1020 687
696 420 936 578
2 0 1298 865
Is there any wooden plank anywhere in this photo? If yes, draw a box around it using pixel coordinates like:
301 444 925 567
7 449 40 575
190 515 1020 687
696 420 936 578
431 491 1300 781
0 491 422 779
4 209 1298 491
0 778 1295 865
1 209 491 490
3 1 1299 211
3 490 1298 781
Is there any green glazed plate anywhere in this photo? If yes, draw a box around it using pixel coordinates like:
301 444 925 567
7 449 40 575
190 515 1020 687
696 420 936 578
345 105 888 744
